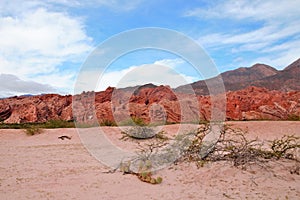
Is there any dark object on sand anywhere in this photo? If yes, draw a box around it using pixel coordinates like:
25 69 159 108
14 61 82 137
58 135 72 140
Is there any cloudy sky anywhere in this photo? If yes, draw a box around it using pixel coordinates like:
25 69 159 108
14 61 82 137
1 0 299 97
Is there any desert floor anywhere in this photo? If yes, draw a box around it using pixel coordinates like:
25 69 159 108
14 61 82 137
0 121 299 200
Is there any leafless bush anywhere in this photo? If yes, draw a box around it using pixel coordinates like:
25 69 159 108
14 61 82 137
182 125 300 169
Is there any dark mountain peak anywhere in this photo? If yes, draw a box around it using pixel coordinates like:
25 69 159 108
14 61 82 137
284 58 300 71
230 63 278 76
250 63 278 74
220 63 277 85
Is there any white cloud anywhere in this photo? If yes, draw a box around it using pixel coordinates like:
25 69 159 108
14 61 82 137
33 71 77 94
0 74 56 98
74 58 196 93
154 58 185 68
186 0 300 69
94 59 196 91
185 0 300 22
0 0 145 97
0 2 93 95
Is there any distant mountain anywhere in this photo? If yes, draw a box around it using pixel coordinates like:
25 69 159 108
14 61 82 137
251 58 300 91
176 58 299 95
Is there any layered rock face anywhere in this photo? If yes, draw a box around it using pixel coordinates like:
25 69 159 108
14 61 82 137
1 85 299 124
225 87 300 120
0 94 73 123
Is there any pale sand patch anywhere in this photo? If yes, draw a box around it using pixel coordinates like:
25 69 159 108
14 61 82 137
0 121 299 199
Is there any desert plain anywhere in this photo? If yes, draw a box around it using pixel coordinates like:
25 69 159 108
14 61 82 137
0 121 299 200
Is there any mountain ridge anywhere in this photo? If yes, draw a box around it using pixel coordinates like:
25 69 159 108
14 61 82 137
176 58 299 95
0 58 299 123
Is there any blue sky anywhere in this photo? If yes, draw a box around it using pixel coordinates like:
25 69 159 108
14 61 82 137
0 0 299 97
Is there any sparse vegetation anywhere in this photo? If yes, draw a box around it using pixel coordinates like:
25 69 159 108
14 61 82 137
119 159 163 184
180 125 300 170
117 127 170 184
118 117 146 126
25 126 43 136
136 160 163 184
287 114 300 121
269 135 300 159
117 123 300 184
99 119 117 126
0 120 75 136
0 120 75 129
2 118 299 184
120 126 169 141
42 120 75 128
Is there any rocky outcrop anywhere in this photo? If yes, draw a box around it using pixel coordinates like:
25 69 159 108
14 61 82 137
73 85 300 125
0 85 299 124
0 84 299 124
0 94 72 123
226 87 300 120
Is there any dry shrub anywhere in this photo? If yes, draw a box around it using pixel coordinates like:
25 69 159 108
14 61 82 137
182 125 300 169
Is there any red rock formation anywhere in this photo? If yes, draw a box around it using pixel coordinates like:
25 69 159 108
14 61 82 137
0 94 72 123
225 87 300 120
0 85 299 124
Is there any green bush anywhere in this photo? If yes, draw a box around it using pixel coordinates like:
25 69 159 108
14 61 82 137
287 114 300 121
25 126 43 136
118 117 146 126
99 120 117 126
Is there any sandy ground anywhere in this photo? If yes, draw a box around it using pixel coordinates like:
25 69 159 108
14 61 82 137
0 121 299 200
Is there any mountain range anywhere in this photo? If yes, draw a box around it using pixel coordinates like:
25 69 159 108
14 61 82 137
176 58 300 95
0 58 299 124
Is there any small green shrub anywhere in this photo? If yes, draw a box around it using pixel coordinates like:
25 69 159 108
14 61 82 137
119 117 146 126
99 120 117 126
137 160 163 184
287 114 300 121
154 131 169 141
155 176 163 184
132 117 146 126
119 159 163 184
25 126 43 136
